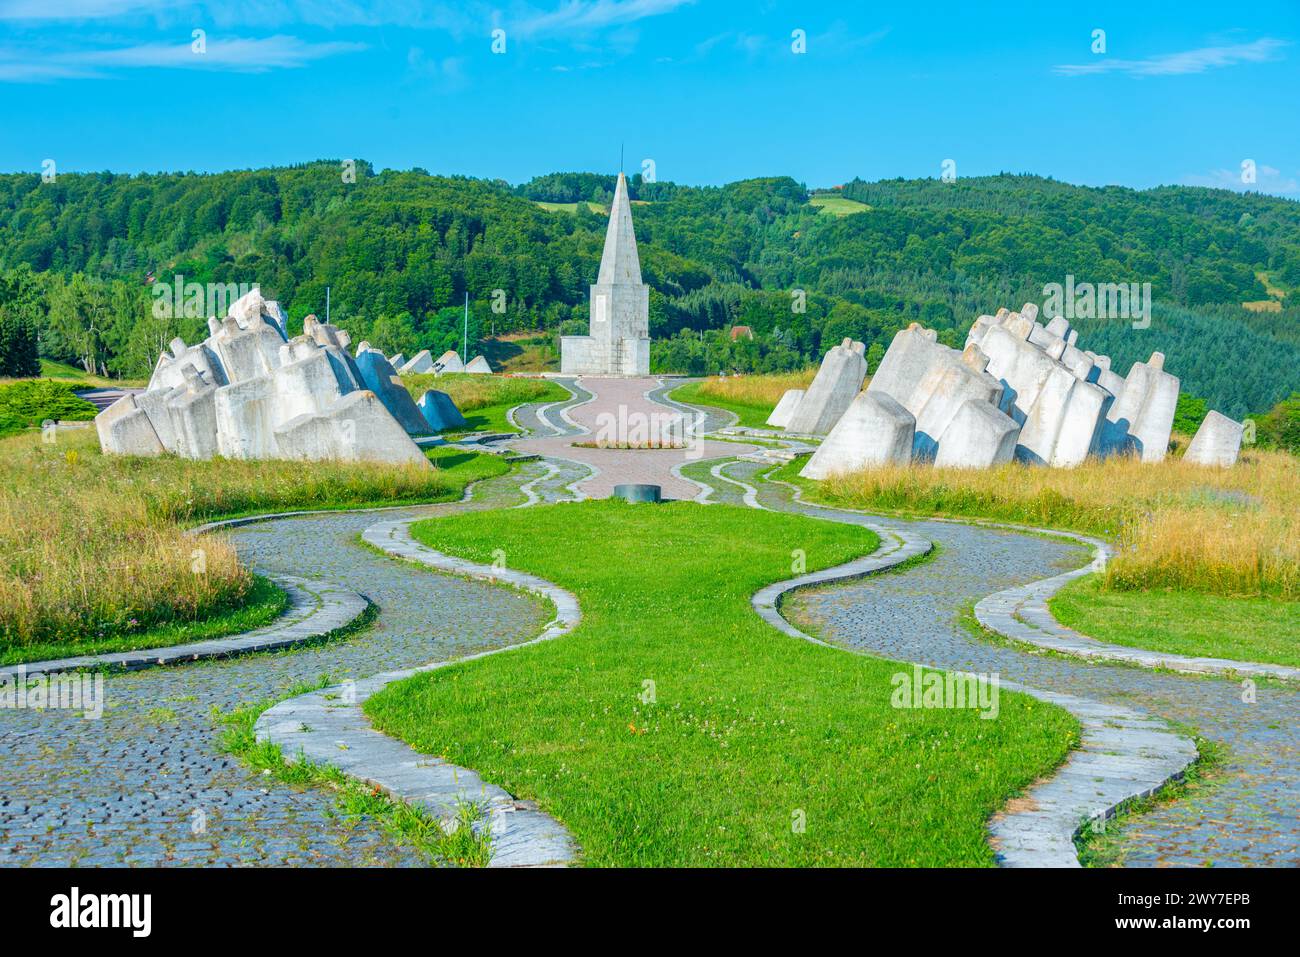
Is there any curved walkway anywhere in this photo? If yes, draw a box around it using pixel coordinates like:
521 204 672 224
0 465 556 866
5 379 1295 868
0 577 368 681
724 458 1300 866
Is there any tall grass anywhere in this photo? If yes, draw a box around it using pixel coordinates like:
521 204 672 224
809 450 1299 599
693 370 817 408
0 430 502 650
400 373 559 412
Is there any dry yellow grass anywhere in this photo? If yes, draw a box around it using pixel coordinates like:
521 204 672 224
0 429 491 648
0 432 248 646
400 373 558 412
694 369 817 407
815 449 1299 599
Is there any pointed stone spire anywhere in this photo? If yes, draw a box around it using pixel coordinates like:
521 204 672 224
596 172 642 286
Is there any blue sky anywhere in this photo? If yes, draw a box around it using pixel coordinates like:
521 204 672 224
1 0 1297 194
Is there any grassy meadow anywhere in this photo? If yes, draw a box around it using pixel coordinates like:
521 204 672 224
1052 575 1300 669
669 370 816 428
808 194 872 216
0 428 508 659
365 500 1078 867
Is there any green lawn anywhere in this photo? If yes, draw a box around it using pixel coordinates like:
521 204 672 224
1052 574 1300 669
808 194 871 216
365 500 1078 866
0 574 287 667
667 380 777 428
534 200 608 214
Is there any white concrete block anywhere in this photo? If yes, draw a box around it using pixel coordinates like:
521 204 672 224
1184 410 1243 467
785 338 868 435
800 391 914 480
94 393 164 456
934 399 1019 468
400 350 436 374
767 389 805 429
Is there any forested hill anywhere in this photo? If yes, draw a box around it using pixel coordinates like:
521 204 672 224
1 161 1297 417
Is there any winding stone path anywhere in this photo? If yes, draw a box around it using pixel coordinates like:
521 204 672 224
0 466 554 866
4 376 1295 868
735 462 1300 866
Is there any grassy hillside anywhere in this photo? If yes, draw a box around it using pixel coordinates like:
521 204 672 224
1 164 1296 415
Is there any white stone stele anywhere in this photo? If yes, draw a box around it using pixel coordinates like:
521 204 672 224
354 349 431 435
399 349 435 375
974 307 1115 467
95 289 429 468
388 353 405 370
799 390 914 480
561 171 651 376
867 324 1017 464
417 390 468 432
464 355 493 374
766 388 805 428
1101 352 1179 462
910 343 1004 460
1184 410 1244 466
434 350 464 373
784 338 868 435
933 398 1019 468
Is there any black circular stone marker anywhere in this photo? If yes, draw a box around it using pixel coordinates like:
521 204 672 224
613 484 662 504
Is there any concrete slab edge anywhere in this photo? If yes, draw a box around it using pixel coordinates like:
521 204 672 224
254 517 581 868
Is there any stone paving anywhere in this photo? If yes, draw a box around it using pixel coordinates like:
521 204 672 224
0 464 555 867
740 464 1300 866
5 377 1295 868
509 376 754 499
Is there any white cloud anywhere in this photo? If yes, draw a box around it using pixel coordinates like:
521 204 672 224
514 0 693 38
0 34 365 81
1183 164 1300 197
1054 37 1287 77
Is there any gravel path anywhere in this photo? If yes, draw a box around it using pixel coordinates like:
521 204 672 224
730 460 1300 867
0 465 553 867
5 379 1293 868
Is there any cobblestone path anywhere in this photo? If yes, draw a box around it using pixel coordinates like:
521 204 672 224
728 460 1300 866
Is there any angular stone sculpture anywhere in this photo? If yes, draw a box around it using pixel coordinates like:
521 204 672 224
434 350 464 373
784 338 868 435
934 399 1019 468
354 350 430 435
799 391 914 480
400 350 435 375
417 390 468 432
388 353 406 370
1184 410 1244 466
1102 352 1179 462
95 291 429 467
867 323 947 414
910 344 1004 460
796 300 1213 479
465 355 493 374
95 393 164 457
767 388 805 429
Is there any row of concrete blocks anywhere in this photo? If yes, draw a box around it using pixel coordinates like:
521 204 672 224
768 307 1245 478
373 346 492 376
95 290 469 466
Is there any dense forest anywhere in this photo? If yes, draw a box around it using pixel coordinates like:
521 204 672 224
0 161 1298 417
